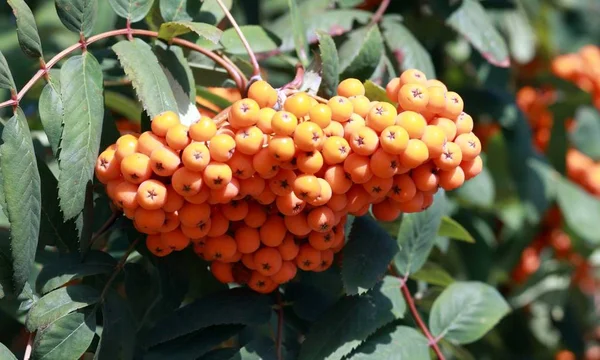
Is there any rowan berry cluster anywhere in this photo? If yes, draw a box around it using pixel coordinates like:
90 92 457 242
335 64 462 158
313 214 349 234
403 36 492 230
552 45 600 108
94 68 483 293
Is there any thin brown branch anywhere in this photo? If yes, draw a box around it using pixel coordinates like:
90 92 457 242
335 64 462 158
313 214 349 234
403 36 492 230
281 63 305 90
23 331 34 360
214 0 261 77
99 236 142 302
276 291 284 360
369 0 391 25
90 210 121 244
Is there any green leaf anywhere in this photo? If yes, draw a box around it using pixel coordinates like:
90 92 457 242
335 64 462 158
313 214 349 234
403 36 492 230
155 44 196 102
112 38 178 118
38 71 63 157
429 281 511 344
454 162 495 208
108 0 154 22
438 216 475 243
446 0 510 67
394 190 446 276
337 0 364 7
158 21 222 43
36 251 116 294
26 284 100 331
32 309 96 360
37 159 79 253
339 26 384 81
364 80 394 104
142 288 272 348
198 0 232 25
298 277 405 360
160 0 200 22
104 91 142 123
220 26 282 55
287 0 310 67
381 16 436 79
0 108 41 294
570 106 600 161
7 0 44 58
410 261 455 287
342 215 399 295
0 342 17 360
556 177 600 245
495 9 536 64
348 326 430 360
58 53 104 220
55 0 98 37
145 325 243 360
0 51 16 91
317 32 339 98
94 290 136 360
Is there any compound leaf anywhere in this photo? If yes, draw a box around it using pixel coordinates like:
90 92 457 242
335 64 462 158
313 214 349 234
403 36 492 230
7 0 44 58
55 0 98 37
32 309 96 360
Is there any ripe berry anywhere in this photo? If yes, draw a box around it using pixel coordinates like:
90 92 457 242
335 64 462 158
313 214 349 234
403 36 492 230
152 111 180 136
460 155 483 180
182 142 210 172
324 164 353 194
349 95 372 118
429 117 457 141
307 206 335 232
211 261 234 284
229 99 260 128
271 111 298 136
221 198 248 220
121 153 152 184
439 166 465 190
323 120 344 138
146 234 171 257
322 136 351 164
136 179 167 210
395 111 427 139
256 108 276 134
294 121 324 151
343 114 366 141
254 247 283 276
115 134 138 161
297 150 324 174
284 92 312 118
189 116 217 142
444 92 464 119
150 147 181 177
114 181 139 209
425 79 447 91
314 249 334 272
434 142 462 170
399 139 429 169
366 102 397 133
160 212 181 233
454 132 481 161
293 174 321 201
269 169 297 196
253 148 280 179
134 208 165 233
380 125 409 155
372 198 402 222
284 212 311 237
337 78 365 98
209 134 236 162
344 153 373 184
328 96 354 122
398 84 429 112
370 148 399 178
411 162 440 192
259 215 287 246
166 124 191 150
235 126 264 155
385 77 401 101
95 149 120 183
161 229 190 251
248 271 276 293
248 80 277 108
399 69 427 87
421 125 447 158
426 86 447 114
203 162 232 189
172 167 204 196
137 131 166 156
296 244 322 271
207 211 230 237
271 261 297 284
268 135 296 162
349 126 379 156
204 235 237 260
455 112 474 135
308 103 332 129
362 176 394 199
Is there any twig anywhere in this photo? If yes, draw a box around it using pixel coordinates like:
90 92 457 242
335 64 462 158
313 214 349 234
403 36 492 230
214 0 261 77
0 28 245 109
369 0 391 25
23 331 34 360
89 210 121 248
219 52 249 89
276 291 284 360
281 64 305 90
99 237 142 301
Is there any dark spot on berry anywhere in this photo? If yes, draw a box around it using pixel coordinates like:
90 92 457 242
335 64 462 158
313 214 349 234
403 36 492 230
262 263 271 271
146 189 158 200
303 260 312 267
155 162 164 170
411 88 423 99
100 158 109 168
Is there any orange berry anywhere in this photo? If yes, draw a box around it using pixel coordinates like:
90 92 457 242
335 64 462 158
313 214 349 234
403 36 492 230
349 95 371 118
323 120 344 138
271 261 297 284
389 174 417 202
268 169 296 197
411 162 440 192
211 261 234 284
284 212 312 237
314 249 334 272
346 185 372 213
426 86 447 114
425 79 447 91
307 206 335 232
161 228 190 251
239 175 266 198
235 225 261 254
137 131 166 156
209 178 240 204
185 185 210 204
114 181 139 209
180 222 210 239
151 111 180 136
322 136 351 164
455 112 474 135
255 187 277 205
226 151 255 179
271 111 298 136
256 107 276 134
229 98 260 128
349 126 379 156
278 234 299 260
260 215 287 247
343 113 366 142
268 135 296 162
294 121 324 152
204 235 237 260
189 116 217 142
454 132 481 161
328 96 354 122
366 102 397 133
293 174 321 201
370 148 400 178
344 153 373 184
248 271 276 293
362 176 393 199
309 178 333 207
421 125 447 158
209 134 236 162
136 179 167 210
338 78 365 97
429 117 457 141
150 147 180 177
242 253 256 270
203 162 232 189
308 103 332 129
379 125 409 155
434 142 462 171
444 92 464 119
395 191 424 213
296 244 322 271
372 198 402 222
95 149 121 184
399 69 427 87
115 134 138 161
179 202 211 228
253 148 280 179
235 126 264 155
105 178 122 200
460 155 483 180
297 150 324 174
254 247 283 276
308 230 334 250
146 234 171 257
165 124 190 150
399 139 429 169
248 80 277 108
395 111 427 139
221 198 248 221
134 208 165 232
121 153 152 184
207 211 229 237
439 166 465 190
398 84 429 112
284 92 312 118
422 191 435 210
171 167 203 196
181 142 210 172
324 164 353 194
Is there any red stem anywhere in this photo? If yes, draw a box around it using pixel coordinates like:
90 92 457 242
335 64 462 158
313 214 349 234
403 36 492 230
400 282 446 359
281 63 305 90
370 0 391 25
0 28 245 110
23 331 33 360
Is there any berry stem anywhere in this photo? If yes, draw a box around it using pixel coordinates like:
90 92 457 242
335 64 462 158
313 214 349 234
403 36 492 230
0 28 245 109
276 291 284 360
214 0 261 78
281 63 305 90
369 0 391 25
89 210 122 247
23 331 34 360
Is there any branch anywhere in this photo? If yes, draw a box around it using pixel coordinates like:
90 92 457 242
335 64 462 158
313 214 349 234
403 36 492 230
281 63 305 90
276 291 284 360
369 0 391 25
99 236 142 302
214 0 261 77
23 331 34 360
0 28 245 109
88 210 121 251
